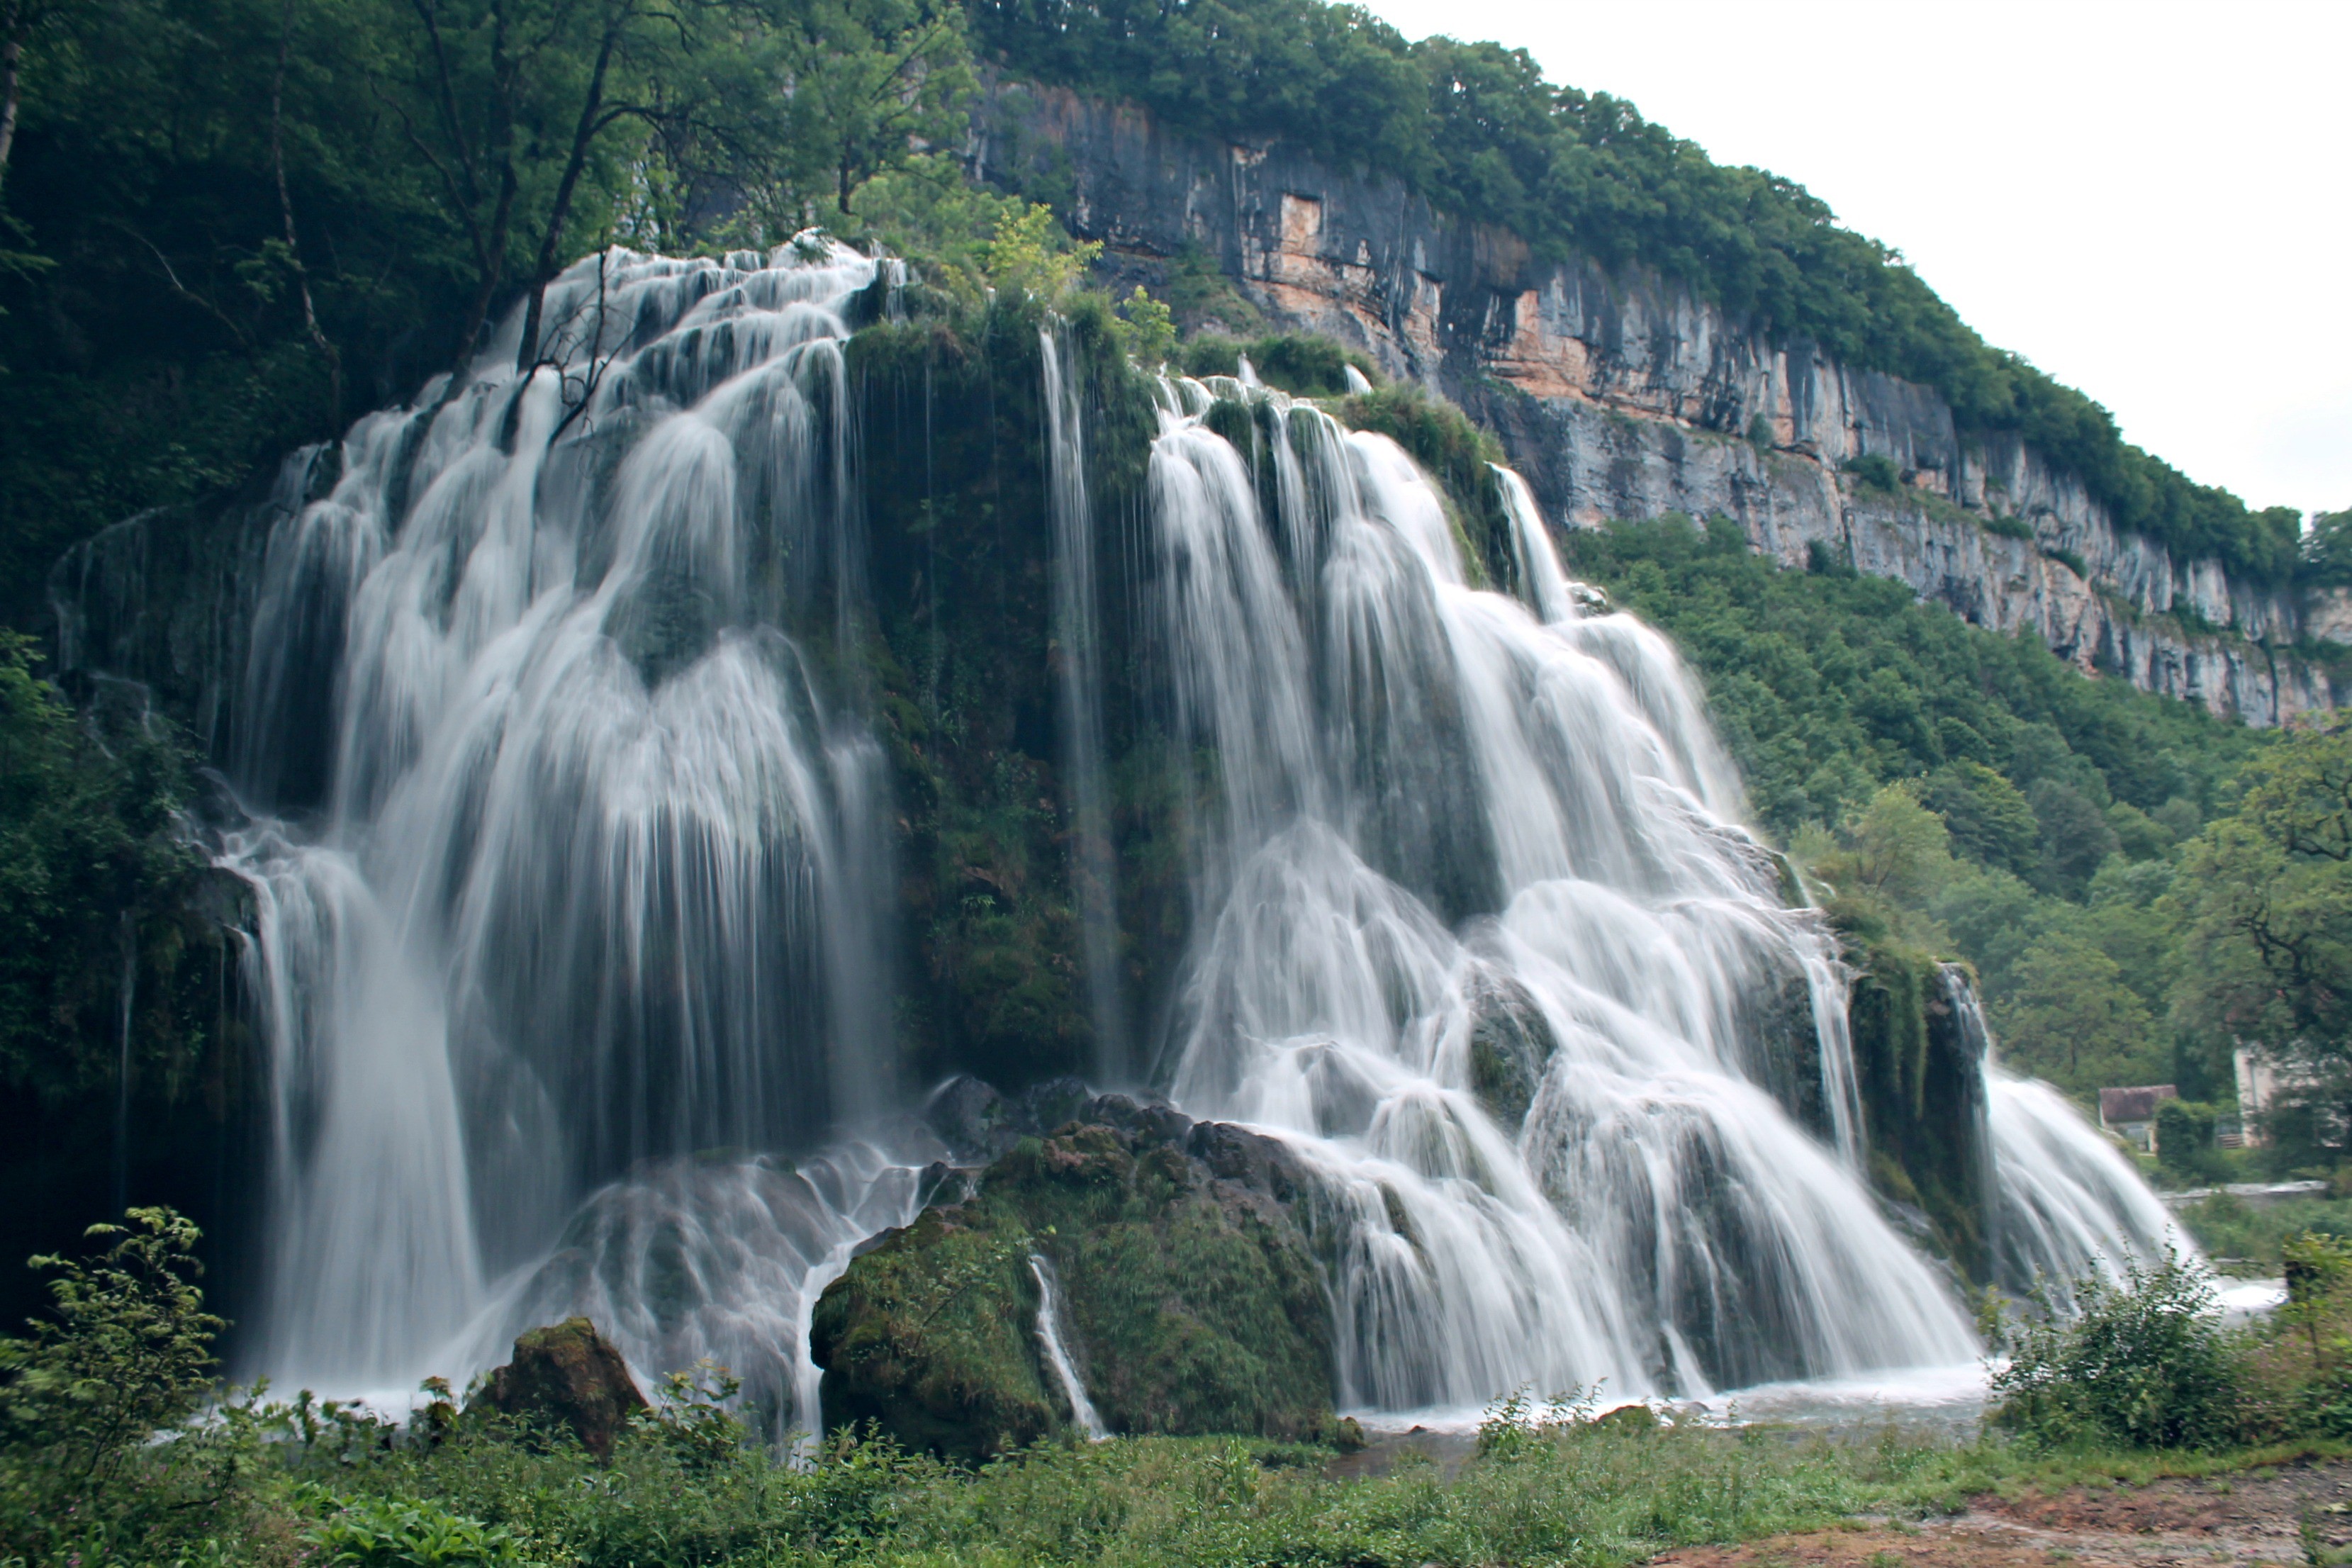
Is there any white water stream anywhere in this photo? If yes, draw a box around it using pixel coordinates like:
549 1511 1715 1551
1029 1255 1111 1439
196 246 2180 1434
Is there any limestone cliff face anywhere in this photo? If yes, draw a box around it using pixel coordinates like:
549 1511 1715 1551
978 83 2346 723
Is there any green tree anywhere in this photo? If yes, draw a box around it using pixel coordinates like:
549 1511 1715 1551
1993 930 2161 1094
0 1209 229 1559
780 0 973 217
982 201 1100 299
2304 506 2352 586
1114 284 1176 364
2027 775 2119 900
2170 725 2352 1081
2155 1099 2222 1180
1922 758 2037 876
0 0 67 199
368 0 773 370
1810 781 1955 909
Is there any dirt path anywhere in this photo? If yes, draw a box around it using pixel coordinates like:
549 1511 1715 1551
1654 1459 2352 1568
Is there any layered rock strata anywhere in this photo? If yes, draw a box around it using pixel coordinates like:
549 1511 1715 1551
977 82 2347 722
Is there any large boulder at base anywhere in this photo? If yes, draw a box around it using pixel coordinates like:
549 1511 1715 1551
478 1316 649 1458
812 1093 1344 1461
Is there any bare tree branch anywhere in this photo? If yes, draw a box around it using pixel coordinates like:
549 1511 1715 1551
272 0 342 420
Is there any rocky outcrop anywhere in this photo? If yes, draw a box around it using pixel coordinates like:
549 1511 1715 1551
812 1086 1346 1460
977 82 2347 724
478 1317 650 1458
47 446 330 784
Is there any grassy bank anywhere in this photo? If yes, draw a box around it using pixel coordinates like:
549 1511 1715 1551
17 1218 2352 1568
24 1387 2352 1568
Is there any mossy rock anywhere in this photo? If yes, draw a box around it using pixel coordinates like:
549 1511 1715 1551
1841 926 1994 1284
477 1316 649 1460
1466 973 1557 1129
812 1094 1342 1459
808 1207 1056 1461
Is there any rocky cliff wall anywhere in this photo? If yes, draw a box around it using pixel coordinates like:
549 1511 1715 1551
977 83 2348 724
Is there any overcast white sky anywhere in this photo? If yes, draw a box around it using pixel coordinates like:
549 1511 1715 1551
1356 0 2351 515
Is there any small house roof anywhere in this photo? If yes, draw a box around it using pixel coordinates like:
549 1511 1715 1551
2098 1085 2178 1124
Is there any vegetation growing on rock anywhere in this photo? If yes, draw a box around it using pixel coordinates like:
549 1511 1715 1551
813 1094 1340 1458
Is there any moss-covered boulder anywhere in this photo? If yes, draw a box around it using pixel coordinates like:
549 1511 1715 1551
1466 973 1557 1130
1843 928 1994 1282
812 1094 1341 1460
478 1316 649 1459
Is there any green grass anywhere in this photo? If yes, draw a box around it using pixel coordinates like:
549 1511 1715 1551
2178 1191 2352 1272
111 1413 2352 1568
13 1209 2352 1568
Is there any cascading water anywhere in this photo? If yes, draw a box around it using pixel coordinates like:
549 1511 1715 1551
220 245 929 1426
1029 1254 1111 1439
1043 326 1126 1080
189 239 2183 1435
1147 381 1978 1404
1944 972 2188 1300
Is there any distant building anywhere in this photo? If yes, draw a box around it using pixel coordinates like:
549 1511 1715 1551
2234 1045 2335 1148
2098 1084 2178 1151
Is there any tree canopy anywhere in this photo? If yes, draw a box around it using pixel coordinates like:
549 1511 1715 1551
0 0 974 620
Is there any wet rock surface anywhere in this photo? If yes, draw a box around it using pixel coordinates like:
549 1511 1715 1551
814 1091 1342 1460
477 1316 649 1459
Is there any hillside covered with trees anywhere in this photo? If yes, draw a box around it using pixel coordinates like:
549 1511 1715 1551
0 0 2328 620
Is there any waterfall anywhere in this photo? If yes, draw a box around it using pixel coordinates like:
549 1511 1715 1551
218 244 925 1412
1043 325 1126 1081
1993 1077 2189 1299
1921 965 2187 1301
1150 383 1977 1403
174 240 2181 1429
1029 1254 1111 1438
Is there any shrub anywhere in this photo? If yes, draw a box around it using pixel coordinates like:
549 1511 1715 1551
0 1207 259 1562
308 1492 525 1568
985 204 1104 301
1179 332 1376 396
1990 1250 2241 1449
1474 1384 1594 1461
2156 1100 2224 1182
1842 453 1903 493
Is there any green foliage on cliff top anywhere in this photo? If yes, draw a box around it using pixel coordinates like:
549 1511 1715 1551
972 0 2305 581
